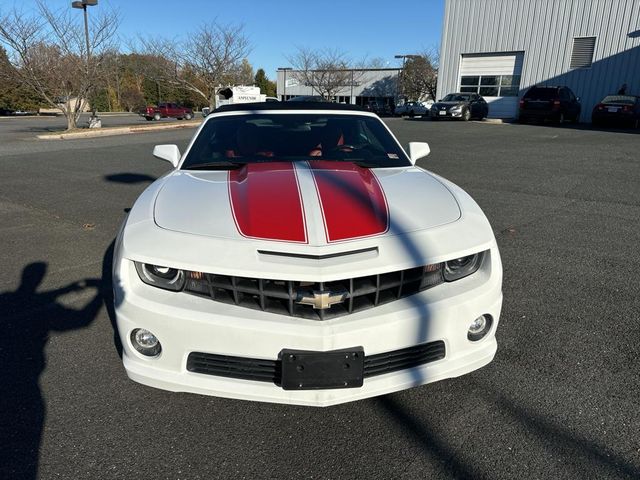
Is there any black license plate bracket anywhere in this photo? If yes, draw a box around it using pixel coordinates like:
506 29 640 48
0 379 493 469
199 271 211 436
280 347 364 390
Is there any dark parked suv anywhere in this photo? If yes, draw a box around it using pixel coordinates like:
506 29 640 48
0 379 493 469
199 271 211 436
519 86 581 124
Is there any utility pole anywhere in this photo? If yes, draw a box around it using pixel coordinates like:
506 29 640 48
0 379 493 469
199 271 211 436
72 0 99 125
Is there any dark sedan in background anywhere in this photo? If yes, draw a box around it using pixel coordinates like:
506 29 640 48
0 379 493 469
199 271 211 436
287 96 329 102
591 95 639 128
519 86 581 124
430 93 489 121
365 99 394 116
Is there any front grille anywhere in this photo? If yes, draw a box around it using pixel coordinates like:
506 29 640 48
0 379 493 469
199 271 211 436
186 340 446 383
183 264 444 321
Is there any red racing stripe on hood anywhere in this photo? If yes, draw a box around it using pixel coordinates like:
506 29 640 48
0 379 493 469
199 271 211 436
229 162 307 243
309 161 389 242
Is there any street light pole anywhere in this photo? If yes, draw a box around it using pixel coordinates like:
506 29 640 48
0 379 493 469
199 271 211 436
82 5 90 65
350 69 354 104
72 0 97 67
72 0 98 122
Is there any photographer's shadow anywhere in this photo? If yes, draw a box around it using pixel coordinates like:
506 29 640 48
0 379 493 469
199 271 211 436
0 262 102 480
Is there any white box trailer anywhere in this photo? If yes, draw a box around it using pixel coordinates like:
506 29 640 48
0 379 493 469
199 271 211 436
203 86 278 116
217 86 265 107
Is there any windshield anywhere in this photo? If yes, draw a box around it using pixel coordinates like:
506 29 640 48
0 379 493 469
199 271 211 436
442 94 471 102
523 87 558 100
182 113 411 169
601 95 637 105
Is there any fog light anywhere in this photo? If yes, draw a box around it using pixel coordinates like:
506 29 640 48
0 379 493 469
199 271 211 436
131 328 162 356
468 315 492 341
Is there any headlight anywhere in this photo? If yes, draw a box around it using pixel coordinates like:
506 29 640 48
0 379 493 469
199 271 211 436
450 105 463 112
443 252 484 281
134 262 185 291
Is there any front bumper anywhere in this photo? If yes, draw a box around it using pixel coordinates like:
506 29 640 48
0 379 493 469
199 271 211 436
431 109 463 119
114 251 503 406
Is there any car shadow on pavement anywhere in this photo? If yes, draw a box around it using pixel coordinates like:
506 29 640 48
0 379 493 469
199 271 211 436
0 263 102 480
104 173 157 184
515 120 639 135
102 240 123 359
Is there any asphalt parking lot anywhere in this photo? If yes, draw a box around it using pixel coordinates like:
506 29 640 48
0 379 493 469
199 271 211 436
0 113 197 145
1 117 639 479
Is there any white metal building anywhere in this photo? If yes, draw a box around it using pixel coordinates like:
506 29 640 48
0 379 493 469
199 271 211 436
276 68 401 107
437 0 640 121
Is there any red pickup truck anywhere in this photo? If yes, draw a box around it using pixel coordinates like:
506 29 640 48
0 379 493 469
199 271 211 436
140 103 194 121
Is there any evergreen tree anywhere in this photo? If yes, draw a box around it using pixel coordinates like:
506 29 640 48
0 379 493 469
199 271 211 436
0 46 47 111
254 68 276 97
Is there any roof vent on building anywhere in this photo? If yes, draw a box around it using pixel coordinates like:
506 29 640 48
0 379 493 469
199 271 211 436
570 36 596 69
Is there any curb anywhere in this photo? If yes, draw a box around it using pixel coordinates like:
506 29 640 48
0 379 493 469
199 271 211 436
476 118 515 124
36 121 201 140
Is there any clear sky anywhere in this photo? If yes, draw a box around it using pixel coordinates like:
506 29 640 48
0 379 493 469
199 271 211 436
11 0 445 80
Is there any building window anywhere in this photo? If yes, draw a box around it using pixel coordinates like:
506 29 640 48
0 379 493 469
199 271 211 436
459 75 520 97
460 76 480 86
570 36 596 69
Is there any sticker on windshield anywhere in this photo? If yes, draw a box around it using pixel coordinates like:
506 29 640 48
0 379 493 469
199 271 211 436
387 153 399 159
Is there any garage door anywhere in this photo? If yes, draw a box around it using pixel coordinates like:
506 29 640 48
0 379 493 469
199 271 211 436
459 52 524 118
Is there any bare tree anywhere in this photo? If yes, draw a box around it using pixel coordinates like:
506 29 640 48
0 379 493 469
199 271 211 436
287 47 366 100
0 1 119 130
399 47 439 101
366 57 390 69
139 21 251 109
237 58 254 85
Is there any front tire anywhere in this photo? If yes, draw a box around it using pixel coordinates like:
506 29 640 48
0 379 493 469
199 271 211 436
462 109 471 121
185 113 193 120
145 116 153 121
153 113 161 121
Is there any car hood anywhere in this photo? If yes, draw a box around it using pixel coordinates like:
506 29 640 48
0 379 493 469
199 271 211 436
153 161 461 246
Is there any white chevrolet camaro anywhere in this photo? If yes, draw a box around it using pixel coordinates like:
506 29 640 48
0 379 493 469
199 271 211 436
112 103 502 406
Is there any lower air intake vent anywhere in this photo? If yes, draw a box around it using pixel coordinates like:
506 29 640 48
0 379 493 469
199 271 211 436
187 341 446 383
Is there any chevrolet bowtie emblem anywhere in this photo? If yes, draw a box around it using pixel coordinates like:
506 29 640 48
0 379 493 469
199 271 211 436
296 289 348 310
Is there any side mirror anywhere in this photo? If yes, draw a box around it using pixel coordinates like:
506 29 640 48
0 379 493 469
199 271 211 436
153 144 181 167
408 142 430 165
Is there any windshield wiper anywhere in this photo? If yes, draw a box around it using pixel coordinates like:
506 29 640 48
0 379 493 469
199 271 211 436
350 160 380 168
183 161 247 170
312 158 381 168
